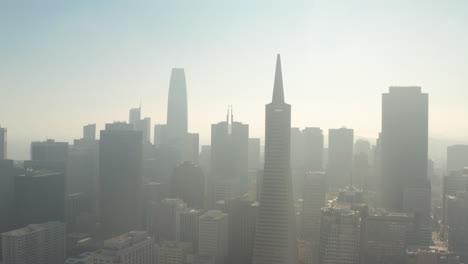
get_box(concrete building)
[15,171,65,227]
[327,128,354,190]
[381,86,429,212]
[91,231,156,264]
[0,126,6,160]
[198,210,228,264]
[29,139,68,171]
[177,209,203,251]
[99,122,143,238]
[319,207,361,264]
[301,172,327,242]
[365,212,412,264]
[1,221,65,264]
[171,161,205,209]
[157,241,192,264]
[146,198,187,241]
[0,160,15,234]
[82,124,96,141]
[210,108,249,204]
[447,145,468,172]
[252,55,297,264]
[225,197,258,264]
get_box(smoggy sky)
[1,0,468,160]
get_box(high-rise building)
[154,124,168,147]
[1,221,65,264]
[381,86,429,212]
[443,194,468,261]
[91,231,156,264]
[157,241,193,264]
[319,207,361,264]
[365,212,412,264]
[171,161,205,209]
[0,126,6,160]
[68,127,99,195]
[14,171,65,227]
[29,139,68,171]
[303,127,324,172]
[210,109,249,204]
[291,127,324,173]
[146,198,187,241]
[83,124,96,141]
[301,171,326,241]
[225,196,258,264]
[177,209,204,251]
[0,160,15,234]
[252,55,297,264]
[129,107,141,125]
[99,122,143,238]
[327,127,354,189]
[248,138,261,170]
[198,210,228,264]
[447,145,468,173]
[167,68,188,143]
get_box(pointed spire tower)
[252,54,297,264]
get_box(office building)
[167,68,188,143]
[248,138,261,170]
[447,145,468,172]
[0,126,6,160]
[252,55,297,264]
[0,160,15,234]
[381,86,429,211]
[146,198,187,241]
[198,210,228,264]
[1,221,65,264]
[366,212,412,264]
[29,139,68,171]
[319,207,361,264]
[99,122,143,238]
[301,171,326,241]
[91,231,156,264]
[327,127,354,189]
[157,241,193,264]
[83,124,96,141]
[177,209,204,251]
[15,171,65,227]
[171,161,205,209]
[210,108,249,204]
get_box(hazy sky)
[1,0,468,160]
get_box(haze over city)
[1,1,468,264]
[2,0,468,160]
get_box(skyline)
[2,0,468,160]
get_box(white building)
[1,221,65,264]
[157,241,192,264]
[91,231,156,264]
[198,210,228,264]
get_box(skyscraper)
[319,207,361,264]
[167,68,188,142]
[0,160,15,234]
[327,127,354,189]
[171,161,205,209]
[210,109,249,204]
[447,145,468,173]
[381,86,429,212]
[301,171,327,241]
[29,139,68,171]
[0,126,6,160]
[99,122,143,238]
[198,210,229,264]
[252,55,297,264]
[14,171,65,227]
[83,124,96,141]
